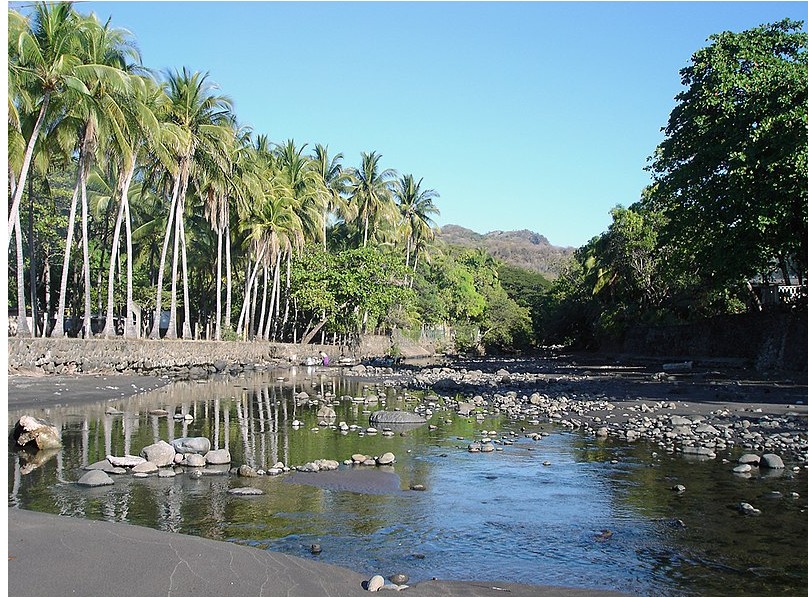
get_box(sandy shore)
[8,508,631,597]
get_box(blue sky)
[69,2,808,247]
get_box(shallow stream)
[8,370,808,596]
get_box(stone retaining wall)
[615,312,808,373]
[7,334,436,377]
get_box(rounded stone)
[77,470,114,487]
[389,573,409,585]
[366,575,385,592]
[205,449,231,465]
[376,452,396,465]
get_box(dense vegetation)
[9,5,806,354]
[542,18,808,348]
[7,2,536,353]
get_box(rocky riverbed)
[345,353,808,470]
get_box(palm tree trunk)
[236,258,252,334]
[225,221,233,331]
[150,175,181,339]
[123,189,137,338]
[165,197,182,340]
[363,213,369,247]
[7,93,49,248]
[280,252,292,338]
[215,225,223,340]
[102,190,126,337]
[265,261,281,340]
[28,173,38,336]
[14,211,31,337]
[80,173,93,338]
[179,201,193,339]
[257,263,269,339]
[236,250,264,335]
[52,160,83,337]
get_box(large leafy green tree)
[647,18,808,288]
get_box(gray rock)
[369,411,427,425]
[761,453,785,469]
[367,575,385,592]
[738,502,761,516]
[140,441,175,467]
[184,454,207,467]
[157,469,177,478]
[11,416,62,451]
[107,454,146,468]
[457,403,475,417]
[77,470,114,487]
[670,415,693,427]
[739,453,761,465]
[132,461,158,474]
[227,487,264,496]
[238,464,259,477]
[171,437,211,455]
[682,446,715,458]
[376,452,396,465]
[206,449,231,465]
[84,460,114,471]
[733,464,753,474]
[317,406,336,419]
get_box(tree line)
[539,18,808,348]
[8,2,536,352]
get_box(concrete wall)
[7,334,437,376]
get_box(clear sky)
[60,2,808,247]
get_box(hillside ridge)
[437,224,574,278]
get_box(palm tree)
[50,11,136,337]
[151,68,233,339]
[7,2,84,248]
[100,74,164,338]
[347,151,397,247]
[310,143,353,249]
[394,174,440,270]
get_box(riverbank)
[8,351,808,596]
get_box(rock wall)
[616,312,808,373]
[7,335,436,376]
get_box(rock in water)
[227,487,264,496]
[761,454,785,469]
[140,441,175,467]
[206,449,231,465]
[376,452,396,465]
[77,470,114,487]
[171,437,211,455]
[369,411,427,425]
[11,416,62,451]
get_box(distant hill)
[437,224,574,278]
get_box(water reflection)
[8,371,808,596]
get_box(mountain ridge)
[436,224,575,278]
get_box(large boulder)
[369,411,427,426]
[171,437,211,455]
[206,449,231,465]
[10,416,62,451]
[140,441,176,467]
